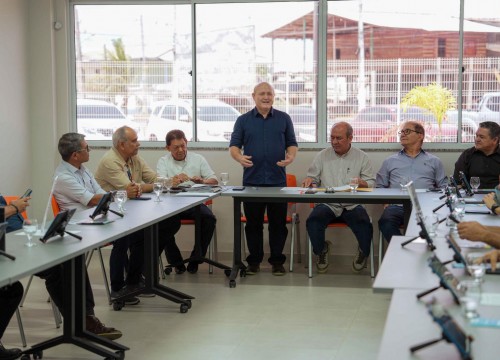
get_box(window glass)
[72,1,498,145]
[324,0,498,143]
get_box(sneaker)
[110,287,140,305]
[352,247,368,272]
[187,262,199,274]
[316,240,332,274]
[136,278,155,297]
[86,315,122,340]
[272,264,286,276]
[246,264,260,275]
[0,341,22,360]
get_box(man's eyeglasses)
[398,129,421,135]
[77,145,90,153]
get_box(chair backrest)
[4,196,28,219]
[51,195,61,216]
[286,173,297,187]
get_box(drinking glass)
[163,177,173,193]
[470,177,480,193]
[399,177,410,191]
[23,219,38,247]
[220,173,229,189]
[454,198,466,219]
[458,280,482,319]
[423,214,439,237]
[349,178,359,193]
[115,190,127,213]
[466,252,486,283]
[153,182,163,202]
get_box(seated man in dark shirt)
[453,121,500,189]
[0,195,122,340]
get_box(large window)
[72,0,500,146]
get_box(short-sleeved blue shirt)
[230,107,298,186]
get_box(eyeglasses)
[398,129,421,135]
[76,145,90,153]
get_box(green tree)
[401,83,457,129]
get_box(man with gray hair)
[95,126,156,299]
[377,121,447,243]
[302,122,375,274]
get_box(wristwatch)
[491,204,499,215]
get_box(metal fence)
[76,57,500,142]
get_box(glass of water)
[349,178,359,193]
[424,214,440,237]
[399,177,410,191]
[153,182,163,202]
[466,252,486,283]
[23,219,38,247]
[458,280,482,319]
[220,173,229,189]
[454,198,466,219]
[115,190,127,213]
[470,177,480,193]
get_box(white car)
[76,99,138,140]
[146,99,241,142]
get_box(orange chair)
[174,199,219,274]
[240,174,301,272]
[306,203,374,278]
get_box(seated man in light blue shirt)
[53,132,141,305]
[156,129,217,274]
[376,121,447,243]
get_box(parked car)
[76,99,138,140]
[348,105,478,143]
[274,105,317,142]
[447,92,500,126]
[146,99,241,142]
[146,100,193,141]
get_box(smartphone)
[20,189,32,198]
[232,186,246,191]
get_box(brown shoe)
[86,315,122,340]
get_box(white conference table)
[221,186,412,288]
[378,288,500,360]
[0,194,213,359]
[375,190,500,359]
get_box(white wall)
[0,0,30,197]
[2,0,468,259]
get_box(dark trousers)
[0,281,23,338]
[36,265,95,316]
[378,205,404,244]
[159,204,216,265]
[306,204,373,256]
[109,230,144,292]
[243,201,288,266]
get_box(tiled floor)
[3,252,390,359]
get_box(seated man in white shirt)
[156,129,217,274]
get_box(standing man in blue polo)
[229,82,298,276]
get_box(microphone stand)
[401,218,436,250]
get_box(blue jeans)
[306,204,373,256]
[378,205,404,243]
